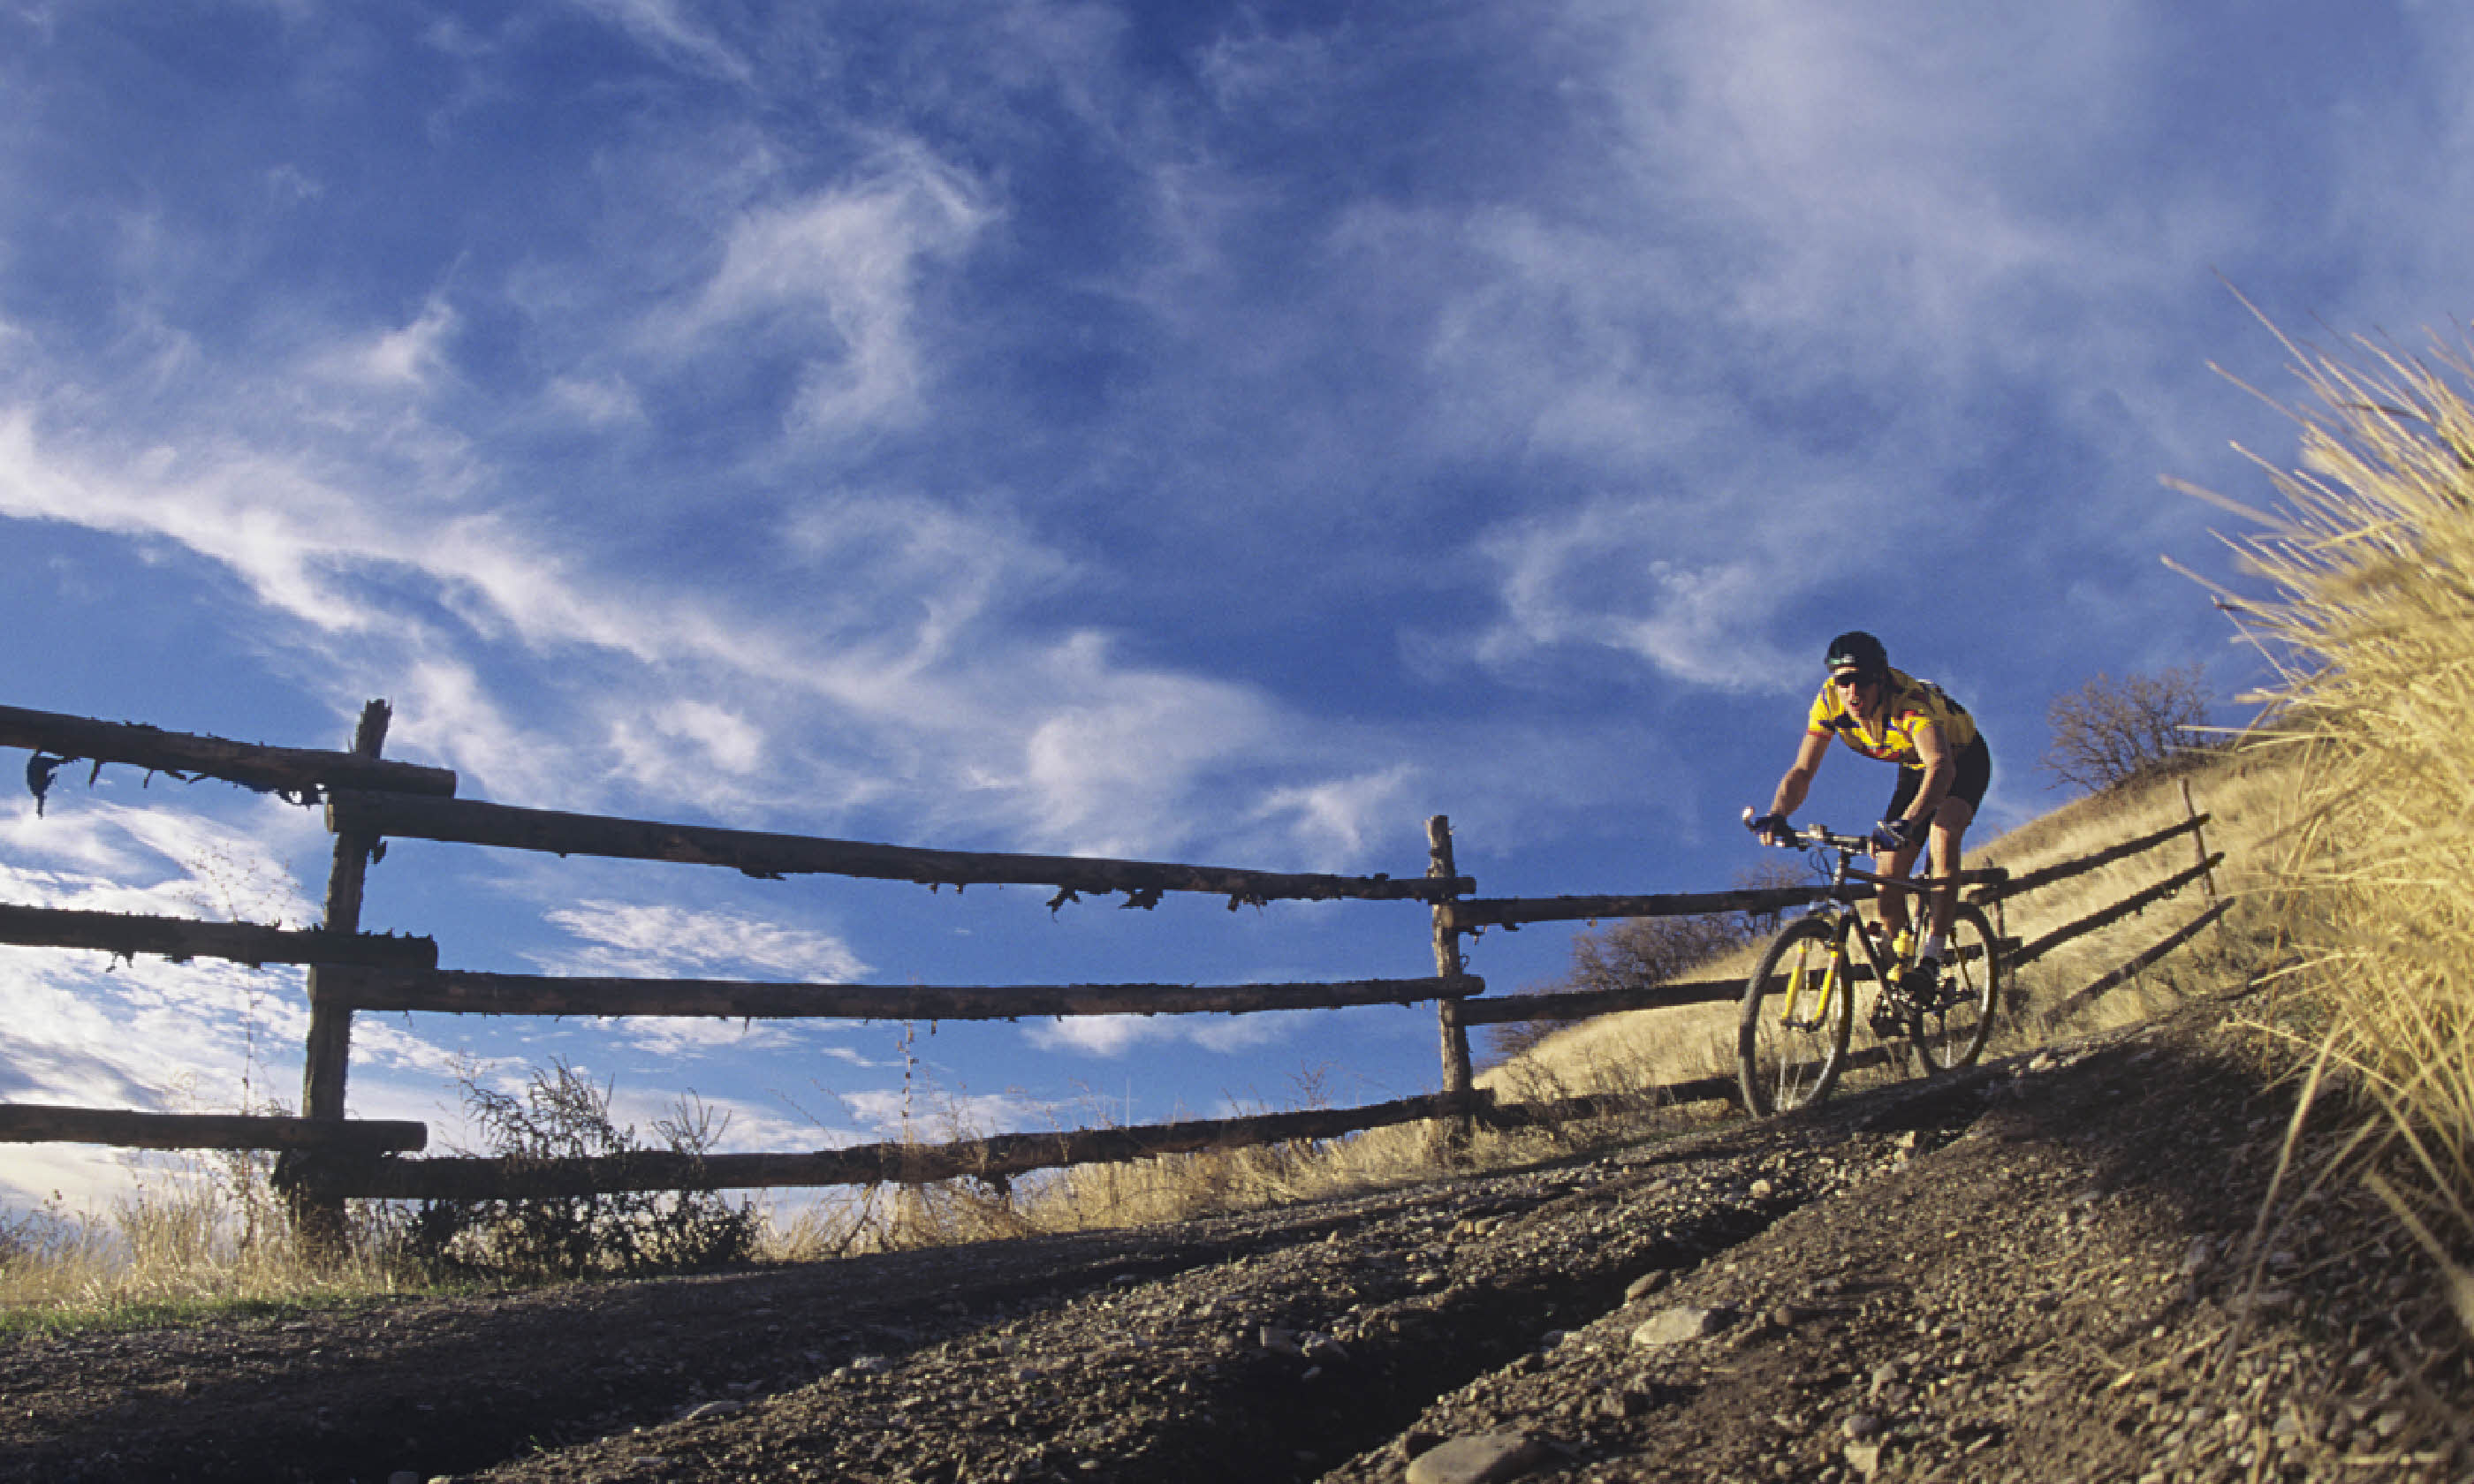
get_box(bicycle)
[1735,812,2002,1116]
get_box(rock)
[1622,1271,1671,1303]
[1749,1177,1775,1200]
[1630,1306,1737,1348]
[1259,1326,1305,1358]
[1405,1433,1551,1484]
[677,1398,745,1422]
[1842,1411,1883,1440]
[1301,1331,1350,1364]
[1601,1389,1652,1420]
[1844,1441,1883,1478]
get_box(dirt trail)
[4,1008,2465,1484]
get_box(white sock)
[1920,933,1945,963]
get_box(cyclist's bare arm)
[1766,731,1833,819]
[1901,719,1954,836]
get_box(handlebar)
[1741,806,1874,854]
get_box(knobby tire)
[1909,902,2000,1073]
[1738,915,1854,1116]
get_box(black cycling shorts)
[1886,731,1992,821]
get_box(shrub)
[2192,324,2474,1339]
[2041,665,2220,794]
[382,1059,759,1281]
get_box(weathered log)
[325,790,1473,904]
[1458,935,2010,1028]
[2045,897,2236,1022]
[312,1093,1477,1199]
[0,1104,424,1153]
[1973,815,2208,903]
[1446,868,2012,934]
[312,967,1483,1020]
[1455,975,1743,1026]
[0,702,455,799]
[296,700,394,1263]
[1427,815,1474,1105]
[1445,883,1849,933]
[0,904,435,968]
[1479,1074,1742,1125]
[2011,854,2225,968]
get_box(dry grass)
[2182,323,2474,1336]
[0,1152,421,1333]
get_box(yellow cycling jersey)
[1806,667,1979,767]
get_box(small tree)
[2041,665,2219,794]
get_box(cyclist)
[1747,632,1992,1018]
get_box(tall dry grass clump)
[2185,324,2474,1336]
[0,1151,414,1329]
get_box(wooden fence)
[0,698,2227,1209]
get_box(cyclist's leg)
[1921,734,1993,947]
[1922,795,1974,944]
[1875,766,1927,938]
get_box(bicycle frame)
[1739,811,2005,1114]
[1770,829,1912,1034]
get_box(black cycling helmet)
[1825,631,1889,680]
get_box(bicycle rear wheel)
[1737,915,1855,1116]
[1909,903,2000,1072]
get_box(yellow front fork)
[1781,943,1840,1029]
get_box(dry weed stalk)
[2183,322,2474,1336]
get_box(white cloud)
[544,375,644,428]
[839,1085,1050,1140]
[322,295,460,392]
[530,898,869,982]
[1022,1010,1292,1059]
[656,150,995,440]
[1247,764,1417,869]
[564,0,754,85]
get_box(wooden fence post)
[292,699,391,1260]
[1427,815,1474,1145]
[2180,776,2227,951]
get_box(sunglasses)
[1831,671,1873,690]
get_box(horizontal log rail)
[1457,975,1741,1027]
[0,704,456,799]
[1457,936,2013,1028]
[0,904,436,969]
[314,967,1483,1020]
[0,1104,426,1153]
[1444,868,2008,934]
[2045,897,2237,1022]
[1480,1075,1741,1124]
[1481,1045,1905,1125]
[1971,815,2207,903]
[2010,854,2223,969]
[310,1092,1475,1199]
[326,790,1473,905]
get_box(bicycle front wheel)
[1909,903,2000,1072]
[1738,915,1855,1116]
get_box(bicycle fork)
[1781,942,1840,1032]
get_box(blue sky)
[0,0,2461,1211]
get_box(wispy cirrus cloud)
[530,898,869,982]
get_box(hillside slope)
[2,1003,2463,1482]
